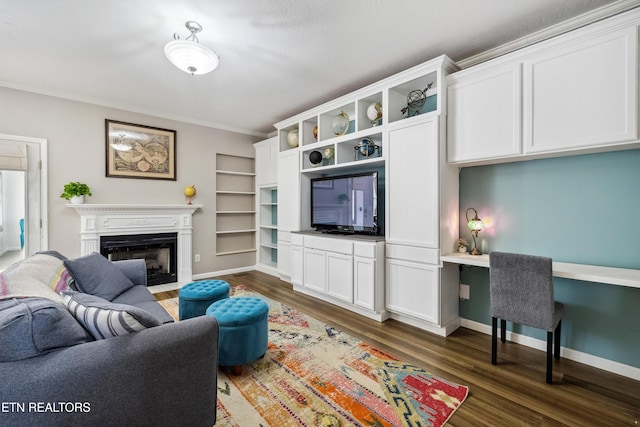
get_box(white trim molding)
[457,0,640,69]
[461,318,640,381]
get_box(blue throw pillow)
[61,291,161,340]
[63,252,135,301]
[0,297,94,362]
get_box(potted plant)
[60,181,92,204]
[455,238,469,253]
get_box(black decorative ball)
[309,150,323,165]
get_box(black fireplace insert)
[100,233,178,286]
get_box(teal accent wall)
[458,149,640,368]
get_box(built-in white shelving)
[215,154,256,256]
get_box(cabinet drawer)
[386,244,439,265]
[304,235,353,255]
[353,241,376,258]
[290,233,304,246]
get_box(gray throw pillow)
[63,252,135,301]
[61,291,161,340]
[0,298,93,362]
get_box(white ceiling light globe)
[164,40,219,75]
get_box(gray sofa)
[0,253,218,427]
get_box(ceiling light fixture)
[164,21,219,75]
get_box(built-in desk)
[441,253,640,289]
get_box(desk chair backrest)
[489,251,556,331]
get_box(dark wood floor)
[156,270,640,426]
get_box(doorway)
[0,134,48,271]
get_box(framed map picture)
[105,119,176,180]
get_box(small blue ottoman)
[179,280,230,320]
[206,297,269,375]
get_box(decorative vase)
[287,129,299,148]
[70,195,85,205]
[458,247,467,253]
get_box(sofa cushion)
[0,297,93,362]
[111,285,175,324]
[63,252,135,301]
[61,291,161,340]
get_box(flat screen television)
[310,172,378,235]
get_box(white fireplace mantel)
[68,204,203,284]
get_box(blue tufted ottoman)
[206,297,269,375]
[178,280,230,320]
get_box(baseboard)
[149,266,257,294]
[461,318,640,381]
[255,264,279,277]
[192,265,256,281]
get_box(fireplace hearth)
[100,233,178,286]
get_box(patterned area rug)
[158,286,468,426]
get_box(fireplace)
[100,233,178,286]
[68,204,202,286]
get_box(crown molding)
[457,0,640,69]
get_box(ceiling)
[0,0,631,137]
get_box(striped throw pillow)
[61,291,161,340]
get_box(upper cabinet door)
[387,118,439,248]
[447,64,522,163]
[255,137,278,187]
[277,150,300,232]
[523,26,638,154]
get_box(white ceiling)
[0,0,632,137]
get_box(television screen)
[310,172,378,234]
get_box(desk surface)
[441,253,640,289]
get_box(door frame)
[0,134,48,254]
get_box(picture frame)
[105,119,176,180]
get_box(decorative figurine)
[184,185,196,204]
[401,82,433,117]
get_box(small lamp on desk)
[466,208,485,255]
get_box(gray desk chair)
[489,251,565,384]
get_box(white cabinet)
[255,137,278,187]
[255,137,280,275]
[386,257,439,324]
[277,150,301,232]
[385,244,459,335]
[289,236,302,285]
[387,118,439,249]
[447,64,522,163]
[276,150,301,280]
[303,248,327,293]
[524,26,638,154]
[447,13,640,166]
[326,251,353,303]
[291,233,386,321]
[353,241,385,312]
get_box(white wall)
[0,86,261,274]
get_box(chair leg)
[546,331,553,384]
[491,317,498,365]
[554,321,562,360]
[500,319,506,343]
